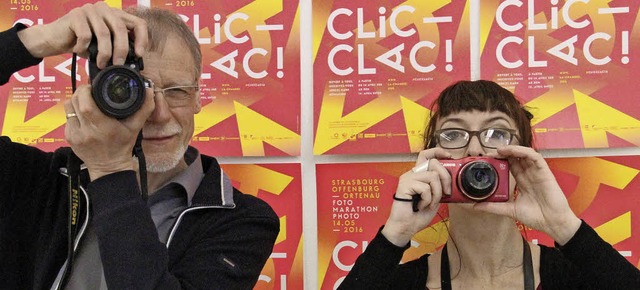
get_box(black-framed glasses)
[153,85,200,108]
[434,128,517,149]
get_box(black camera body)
[440,157,509,203]
[88,38,147,119]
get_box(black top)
[0,23,42,85]
[338,221,640,290]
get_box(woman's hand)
[474,145,582,245]
[382,148,452,247]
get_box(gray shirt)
[59,147,204,290]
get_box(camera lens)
[459,161,497,200]
[92,66,146,119]
[103,74,139,108]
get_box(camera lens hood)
[458,160,498,201]
[91,65,146,119]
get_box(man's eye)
[166,89,189,98]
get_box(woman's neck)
[445,205,524,279]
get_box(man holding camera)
[0,2,279,289]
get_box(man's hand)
[17,1,148,68]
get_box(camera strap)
[56,147,82,288]
[57,55,82,288]
[71,54,148,201]
[71,53,78,93]
[440,237,534,290]
[134,130,148,200]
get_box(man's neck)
[137,159,189,194]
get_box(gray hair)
[125,7,202,80]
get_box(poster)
[480,0,640,149]
[316,161,449,289]
[317,157,640,288]
[528,155,640,268]
[0,0,123,152]
[0,0,300,157]
[313,0,471,155]
[147,0,301,157]
[221,163,304,290]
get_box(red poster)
[529,155,640,268]
[480,1,640,149]
[313,0,471,155]
[147,0,301,157]
[0,0,123,152]
[316,162,449,289]
[317,157,640,288]
[221,163,303,290]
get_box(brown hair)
[423,80,534,149]
[125,7,202,79]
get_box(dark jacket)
[338,222,640,290]
[0,24,279,289]
[0,138,280,290]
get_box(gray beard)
[144,143,188,173]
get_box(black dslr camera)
[88,37,148,119]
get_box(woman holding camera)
[338,80,640,290]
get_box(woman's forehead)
[437,110,516,128]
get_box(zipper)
[166,204,235,248]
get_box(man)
[0,2,279,289]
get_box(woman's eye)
[444,131,464,139]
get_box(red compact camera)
[439,157,509,203]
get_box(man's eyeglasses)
[434,128,517,149]
[153,85,200,108]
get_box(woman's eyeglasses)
[434,128,517,149]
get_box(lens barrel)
[91,65,146,119]
[459,161,498,200]
[87,37,145,119]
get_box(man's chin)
[146,161,178,173]
[144,153,183,173]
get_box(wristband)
[392,194,413,202]
[392,194,421,212]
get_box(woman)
[338,80,640,289]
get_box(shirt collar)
[160,146,204,206]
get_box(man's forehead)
[143,56,192,68]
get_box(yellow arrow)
[595,212,632,246]
[313,90,402,155]
[221,164,293,196]
[276,215,287,244]
[312,0,335,62]
[194,98,241,136]
[400,96,430,152]
[103,0,121,9]
[409,219,449,257]
[234,101,300,156]
[221,164,293,244]
[574,90,640,147]
[2,96,66,145]
[234,0,282,54]
[479,0,500,56]
[548,157,638,215]
[525,86,576,126]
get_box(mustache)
[142,123,182,138]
